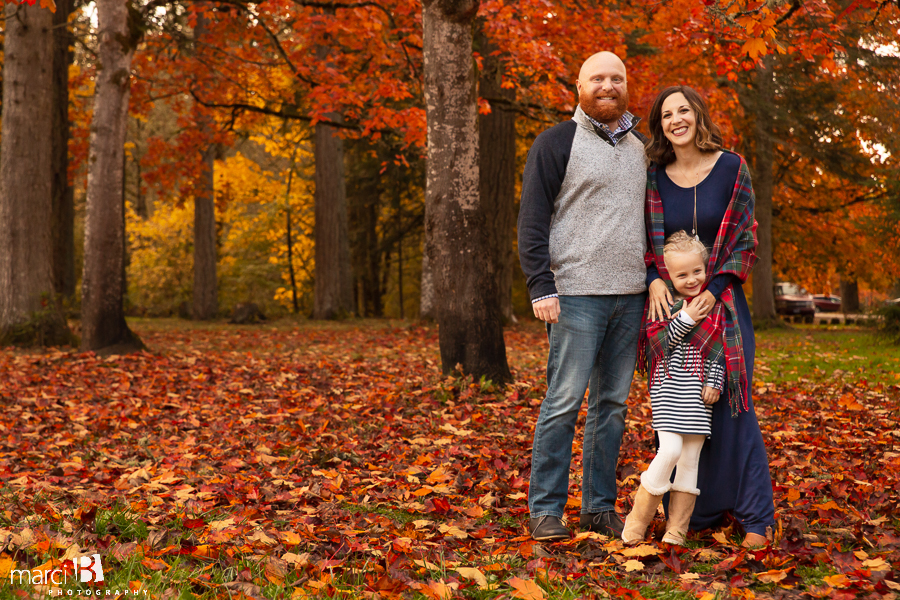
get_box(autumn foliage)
[1,322,898,596]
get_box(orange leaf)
[509,576,545,600]
[140,557,169,571]
[741,38,768,60]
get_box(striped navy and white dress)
[650,310,725,437]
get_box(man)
[518,51,648,541]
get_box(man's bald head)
[578,52,626,83]
[576,52,629,127]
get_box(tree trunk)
[840,278,860,313]
[313,121,354,319]
[0,3,73,347]
[80,0,143,354]
[192,144,218,319]
[419,250,436,320]
[743,59,778,324]
[423,0,511,383]
[191,10,219,320]
[52,0,76,300]
[477,28,517,324]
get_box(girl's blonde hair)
[663,230,709,262]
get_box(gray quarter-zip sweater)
[518,106,648,300]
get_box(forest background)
[0,0,899,369]
[1,1,900,597]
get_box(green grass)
[755,325,900,385]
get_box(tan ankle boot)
[661,491,697,545]
[621,485,663,544]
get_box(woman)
[641,85,775,547]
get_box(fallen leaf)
[621,544,660,557]
[509,576,545,600]
[823,574,850,588]
[757,568,790,583]
[455,566,488,588]
[623,559,644,572]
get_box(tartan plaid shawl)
[637,155,759,417]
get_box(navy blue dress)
[646,151,775,537]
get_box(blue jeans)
[529,293,646,518]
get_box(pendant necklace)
[678,157,703,242]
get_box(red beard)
[580,89,628,125]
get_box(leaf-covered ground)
[0,320,898,599]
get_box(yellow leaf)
[741,38,768,60]
[414,559,441,571]
[621,544,660,557]
[863,557,890,571]
[438,524,468,539]
[623,559,645,572]
[823,574,850,588]
[712,532,731,545]
[509,576,545,600]
[455,567,488,588]
[282,552,310,566]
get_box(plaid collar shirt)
[584,111,636,146]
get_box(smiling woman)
[641,84,775,548]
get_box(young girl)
[623,231,725,545]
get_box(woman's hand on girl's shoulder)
[648,279,672,321]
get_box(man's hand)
[683,295,713,322]
[702,386,720,405]
[648,279,672,321]
[533,297,560,323]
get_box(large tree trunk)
[477,28,517,324]
[313,121,354,319]
[80,0,143,354]
[0,3,73,347]
[743,59,778,324]
[192,144,218,319]
[423,0,511,383]
[52,0,76,300]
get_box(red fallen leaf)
[182,518,206,529]
[715,554,744,572]
[660,548,684,573]
[878,533,900,547]
[607,587,647,599]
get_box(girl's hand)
[684,296,713,321]
[702,386,720,405]
[648,279,672,321]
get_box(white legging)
[641,431,706,496]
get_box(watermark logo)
[73,554,104,583]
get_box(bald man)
[518,51,648,541]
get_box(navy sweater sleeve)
[517,121,577,300]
